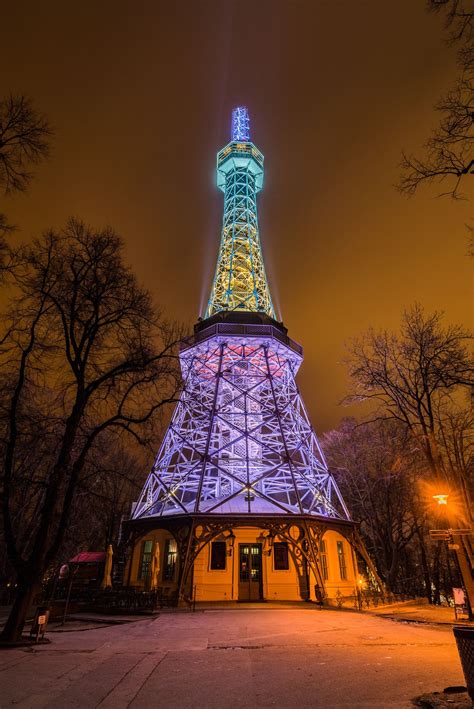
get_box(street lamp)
[266,533,275,556]
[431,488,474,693]
[355,577,365,609]
[429,489,473,621]
[227,531,235,556]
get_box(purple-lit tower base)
[134,313,348,520]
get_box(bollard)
[30,606,50,643]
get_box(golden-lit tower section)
[205,107,275,318]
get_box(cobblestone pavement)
[0,608,467,708]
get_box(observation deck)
[180,312,303,358]
[216,141,264,192]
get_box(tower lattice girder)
[133,325,350,522]
[128,107,385,603]
[206,139,275,318]
[134,106,350,534]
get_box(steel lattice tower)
[133,108,351,524]
[205,107,275,319]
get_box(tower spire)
[231,106,250,142]
[205,107,275,319]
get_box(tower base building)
[123,109,380,605]
[125,515,371,604]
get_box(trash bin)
[30,605,50,642]
[453,626,474,700]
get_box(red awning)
[69,552,106,564]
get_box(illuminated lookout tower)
[127,108,380,604]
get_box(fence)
[332,589,418,611]
[91,587,178,612]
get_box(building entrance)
[238,543,263,601]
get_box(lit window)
[274,542,289,570]
[337,540,347,580]
[319,539,329,580]
[163,538,177,581]
[210,541,226,570]
[138,540,153,581]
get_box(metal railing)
[332,589,418,611]
[91,588,178,612]
[180,322,303,357]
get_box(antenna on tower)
[231,106,250,142]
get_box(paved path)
[0,608,467,708]
[369,601,469,625]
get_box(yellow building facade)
[124,519,370,606]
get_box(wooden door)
[238,543,263,601]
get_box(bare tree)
[51,438,146,566]
[323,418,456,601]
[398,1,473,199]
[345,304,473,486]
[345,304,473,609]
[0,430,147,601]
[0,94,52,277]
[323,419,423,591]
[73,439,147,551]
[437,404,474,509]
[0,94,52,195]
[0,219,182,642]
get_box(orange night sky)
[2,0,472,432]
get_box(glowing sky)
[2,0,472,432]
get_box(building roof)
[69,552,106,564]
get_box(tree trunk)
[0,581,39,642]
[386,548,399,592]
[432,551,441,605]
[416,528,433,604]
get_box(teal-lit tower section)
[205,107,275,319]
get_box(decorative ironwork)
[92,588,177,611]
[335,589,344,608]
[127,514,362,602]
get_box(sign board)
[453,587,466,606]
[448,543,460,551]
[429,530,450,540]
[38,615,47,625]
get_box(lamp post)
[356,577,365,610]
[434,494,474,700]
[431,492,473,620]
